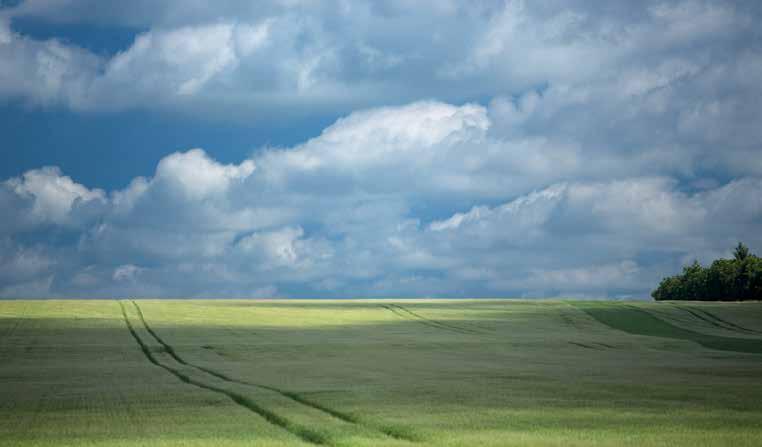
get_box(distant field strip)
[380,304,482,335]
[128,301,416,445]
[676,306,762,336]
[574,303,762,354]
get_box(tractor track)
[568,341,603,350]
[131,301,358,423]
[568,341,615,350]
[575,303,762,354]
[381,303,481,335]
[119,301,330,445]
[127,300,416,444]
[1,317,23,342]
[1,302,28,345]
[676,306,762,336]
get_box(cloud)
[154,148,255,200]
[2,166,104,226]
[104,24,241,97]
[421,177,762,297]
[0,17,102,106]
[253,101,498,200]
[0,239,52,283]
[1,0,754,118]
[2,96,761,298]
[0,17,290,109]
[0,15,10,44]
[515,261,642,296]
[1,1,762,298]
[112,264,145,282]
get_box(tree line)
[652,243,762,301]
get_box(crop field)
[1,300,761,447]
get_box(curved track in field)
[124,300,418,445]
[120,301,330,445]
[573,303,762,354]
[0,303,27,347]
[380,303,483,335]
[675,306,762,336]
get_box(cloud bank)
[1,0,761,297]
[2,1,759,118]
[2,99,761,298]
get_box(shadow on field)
[674,306,762,336]
[573,303,762,354]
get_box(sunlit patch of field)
[1,299,761,446]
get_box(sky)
[1,0,762,299]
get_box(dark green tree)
[734,242,750,261]
[652,242,761,301]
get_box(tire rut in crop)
[1,317,22,341]
[1,303,27,346]
[119,301,329,446]
[130,301,188,365]
[129,300,417,443]
[568,341,614,350]
[396,304,485,334]
[676,306,762,336]
[559,311,584,331]
[381,304,452,333]
[573,303,762,354]
[381,303,480,335]
[131,300,355,423]
[568,341,603,350]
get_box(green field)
[1,300,762,447]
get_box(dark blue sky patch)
[10,16,143,56]
[0,104,336,189]
[0,0,22,8]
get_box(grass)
[573,302,762,354]
[1,299,761,446]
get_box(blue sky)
[1,0,761,298]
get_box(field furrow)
[573,303,762,354]
[119,301,328,446]
[678,306,762,336]
[380,304,479,335]
[126,301,415,447]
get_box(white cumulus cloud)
[2,1,762,298]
